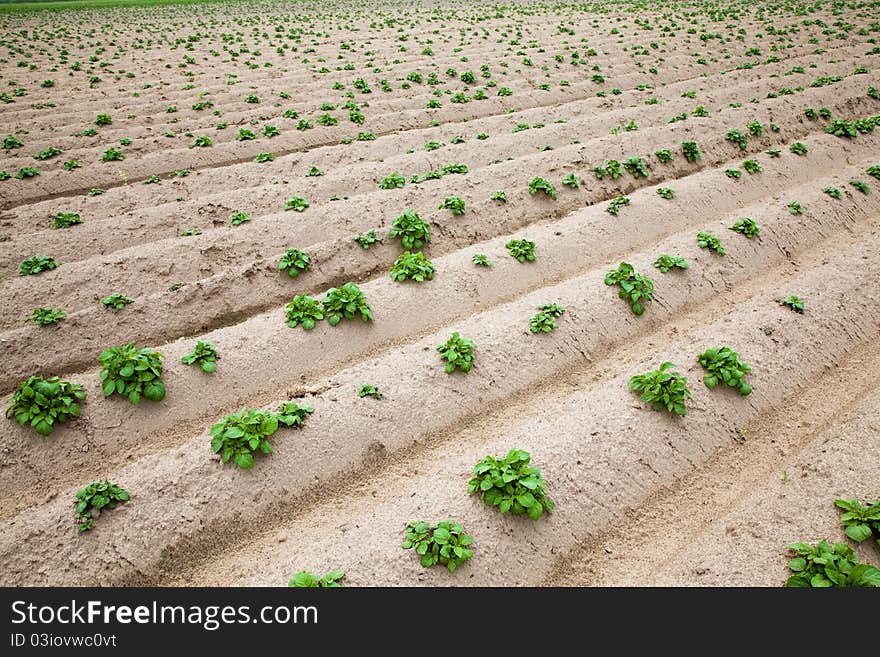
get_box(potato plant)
[786,541,880,587]
[629,362,692,416]
[285,295,324,330]
[354,229,381,249]
[324,283,373,325]
[528,176,557,200]
[358,384,382,400]
[6,374,85,436]
[698,346,752,395]
[101,293,134,310]
[288,571,344,587]
[402,520,474,572]
[278,248,311,278]
[778,295,805,314]
[390,251,435,282]
[835,499,880,545]
[20,255,59,276]
[730,217,760,238]
[389,209,430,249]
[26,307,66,326]
[284,195,309,212]
[505,239,536,263]
[437,332,476,373]
[98,344,165,404]
[653,254,688,273]
[181,341,218,373]
[75,480,129,532]
[210,402,313,469]
[468,449,553,520]
[697,231,725,255]
[604,262,654,315]
[472,253,492,267]
[52,212,82,229]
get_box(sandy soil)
[0,0,877,586]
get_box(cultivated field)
[1,0,878,587]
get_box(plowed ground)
[1,0,878,586]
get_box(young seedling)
[562,172,580,189]
[230,210,250,226]
[823,187,842,200]
[528,303,565,334]
[101,147,124,162]
[623,157,649,178]
[52,212,82,229]
[99,344,165,404]
[655,149,674,163]
[594,160,622,180]
[726,169,742,180]
[657,187,674,199]
[472,253,492,267]
[698,346,752,395]
[788,201,803,215]
[786,540,880,587]
[437,332,476,373]
[682,141,701,163]
[742,160,762,174]
[25,306,66,327]
[850,180,870,194]
[285,295,324,330]
[468,449,553,520]
[358,384,382,399]
[288,571,345,587]
[379,172,406,189]
[868,165,880,180]
[778,295,805,314]
[402,520,474,572]
[505,239,536,263]
[437,195,465,216]
[210,408,277,470]
[284,196,309,212]
[697,231,725,255]
[278,248,311,278]
[725,129,748,150]
[767,148,781,158]
[834,499,880,545]
[254,152,275,163]
[391,251,435,282]
[181,341,218,373]
[324,283,373,325]
[653,254,689,273]
[74,480,129,532]
[790,142,808,156]
[354,229,382,249]
[101,293,134,310]
[528,177,558,200]
[491,190,507,203]
[605,261,653,314]
[6,374,85,436]
[606,195,630,216]
[730,217,760,238]
[20,255,59,276]
[306,166,324,177]
[629,362,692,416]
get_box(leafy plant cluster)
[698,346,752,395]
[402,520,474,572]
[604,262,654,315]
[6,374,85,436]
[181,341,218,373]
[468,449,553,520]
[74,480,129,532]
[98,344,165,405]
[629,362,692,416]
[530,302,565,334]
[285,282,373,329]
[210,402,313,469]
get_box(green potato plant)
[324,283,373,325]
[468,449,553,520]
[402,520,474,572]
[698,346,752,395]
[437,332,476,373]
[98,343,165,404]
[604,262,653,315]
[6,374,85,436]
[75,480,129,532]
[629,362,692,416]
[181,341,218,373]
